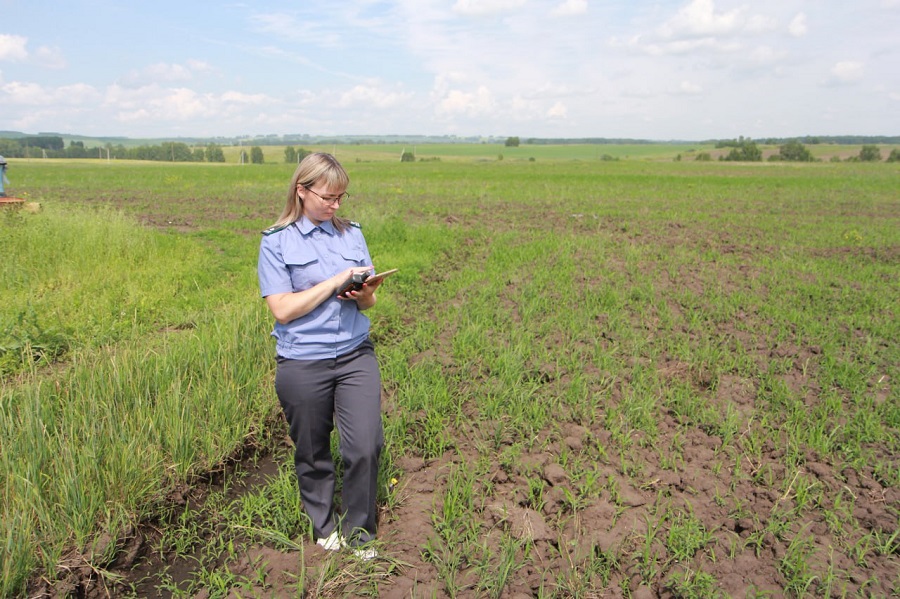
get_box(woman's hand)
[337,267,382,310]
[335,266,374,297]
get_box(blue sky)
[2,0,898,140]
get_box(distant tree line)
[0,136,329,165]
[525,137,656,145]
[709,137,898,163]
[0,136,232,162]
[520,135,900,146]
[754,135,900,145]
[2,134,896,164]
[2,135,66,151]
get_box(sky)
[2,0,899,141]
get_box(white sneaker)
[315,530,345,551]
[351,545,378,561]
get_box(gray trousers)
[274,339,383,545]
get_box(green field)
[213,142,707,164]
[215,141,898,164]
[2,150,898,597]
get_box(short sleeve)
[258,234,294,297]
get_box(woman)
[258,153,384,560]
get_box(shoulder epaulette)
[261,224,289,236]
[350,221,362,229]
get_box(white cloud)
[339,83,414,109]
[102,82,279,127]
[452,0,526,17]
[104,83,151,109]
[619,86,658,100]
[1,80,101,106]
[744,14,777,34]
[431,72,473,97]
[144,63,194,82]
[161,88,210,119]
[551,0,588,17]
[122,61,213,86]
[186,60,213,73]
[0,35,65,68]
[618,0,780,58]
[749,45,786,66]
[1,80,50,105]
[0,34,29,61]
[659,0,746,38]
[507,92,577,123]
[220,91,269,105]
[115,108,152,124]
[678,81,703,95]
[33,46,66,69]
[633,36,741,56]
[830,61,864,84]
[507,95,541,121]
[56,83,101,105]
[788,13,807,37]
[547,101,567,118]
[435,85,495,116]
[8,107,67,132]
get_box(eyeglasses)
[303,186,349,205]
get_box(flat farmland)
[2,152,898,598]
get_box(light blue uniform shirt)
[258,216,373,360]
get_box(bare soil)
[29,398,898,598]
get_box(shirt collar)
[297,216,335,236]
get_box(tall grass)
[1,302,278,594]
[1,206,230,375]
[0,203,276,595]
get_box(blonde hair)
[271,153,351,233]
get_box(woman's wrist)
[356,292,375,310]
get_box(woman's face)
[299,180,346,225]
